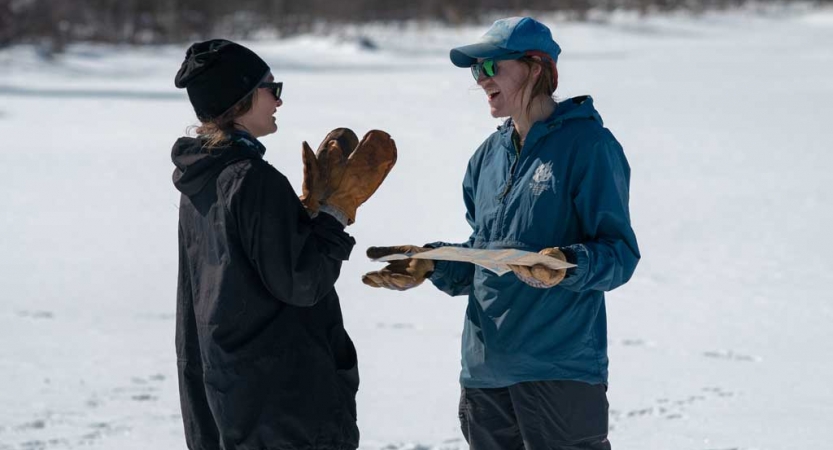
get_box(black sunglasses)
[258,81,283,101]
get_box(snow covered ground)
[1,7,832,450]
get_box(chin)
[260,124,277,137]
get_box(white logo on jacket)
[530,162,554,196]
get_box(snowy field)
[1,7,832,450]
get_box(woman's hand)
[362,246,434,291]
[300,128,357,213]
[508,247,568,289]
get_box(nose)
[276,98,283,107]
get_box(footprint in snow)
[110,373,167,403]
[611,385,736,426]
[376,322,416,330]
[16,310,54,319]
[703,350,761,362]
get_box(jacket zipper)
[498,156,518,202]
[494,141,522,239]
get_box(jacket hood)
[171,133,265,196]
[498,95,603,137]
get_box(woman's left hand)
[299,128,358,213]
[508,248,568,289]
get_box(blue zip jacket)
[428,96,640,388]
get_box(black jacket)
[172,133,359,450]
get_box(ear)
[529,56,544,80]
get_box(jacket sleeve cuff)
[428,260,450,281]
[318,204,349,227]
[423,242,444,280]
[557,243,589,289]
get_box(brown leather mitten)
[300,128,359,213]
[362,245,434,291]
[299,141,322,212]
[508,247,568,289]
[323,130,397,225]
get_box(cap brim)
[449,43,511,67]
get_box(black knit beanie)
[174,39,270,121]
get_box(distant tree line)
[0,0,827,52]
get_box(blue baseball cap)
[450,17,561,68]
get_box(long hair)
[193,93,256,148]
[518,55,558,116]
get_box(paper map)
[372,247,576,276]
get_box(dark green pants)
[459,380,611,450]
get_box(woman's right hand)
[362,246,434,291]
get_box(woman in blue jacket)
[363,17,640,450]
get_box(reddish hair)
[524,50,558,92]
[518,51,558,116]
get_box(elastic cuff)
[559,243,588,287]
[559,246,577,264]
[559,246,577,278]
[318,204,349,227]
[428,260,449,281]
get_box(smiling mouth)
[487,91,500,100]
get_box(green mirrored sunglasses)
[470,52,525,81]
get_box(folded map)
[372,247,575,276]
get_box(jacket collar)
[228,130,267,157]
[496,95,602,154]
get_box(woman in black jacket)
[172,39,360,450]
